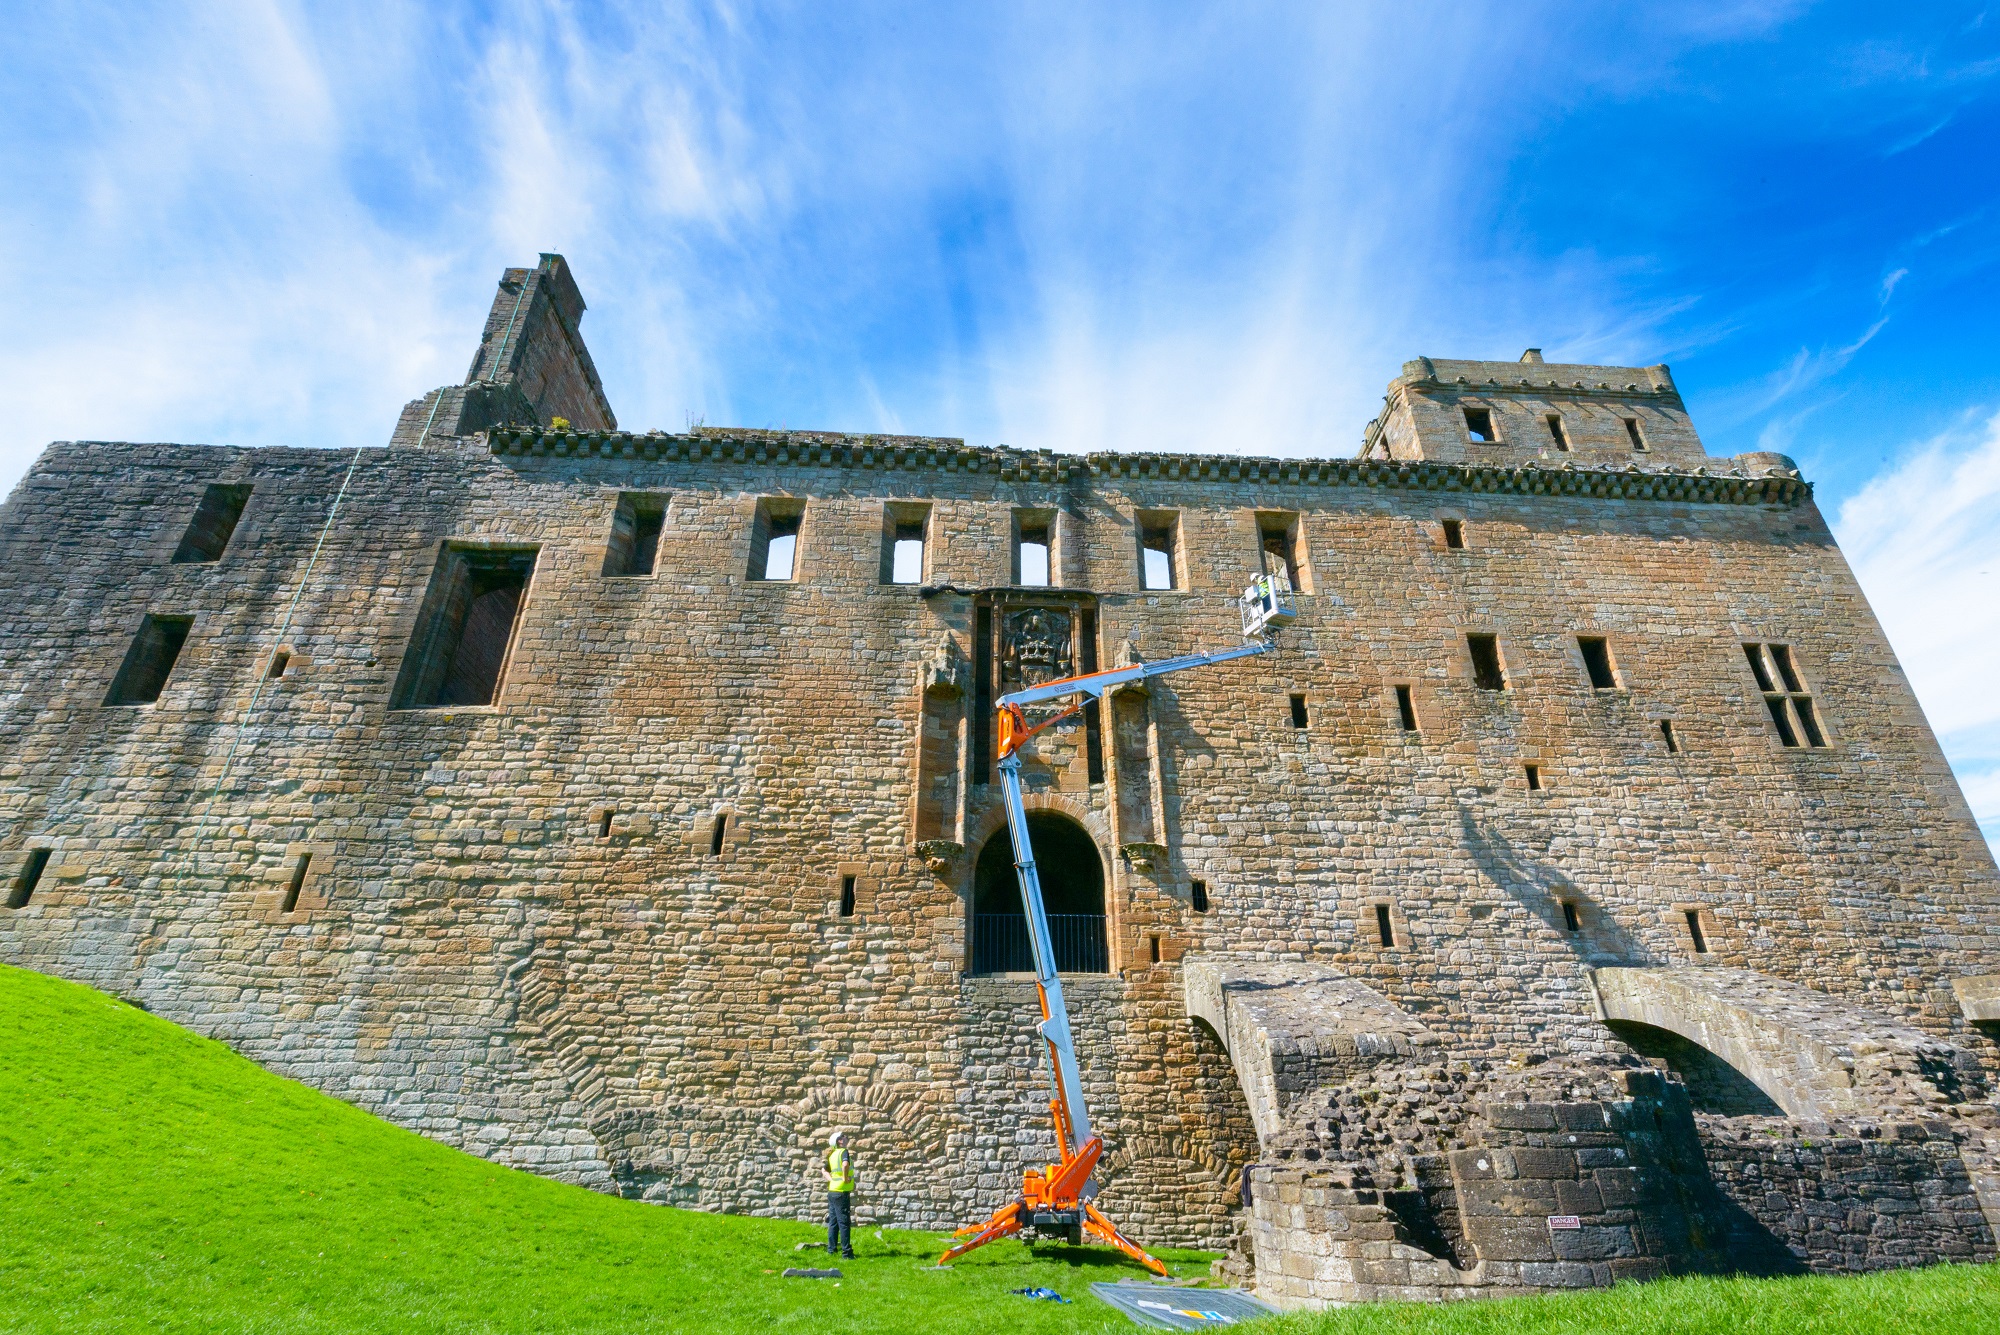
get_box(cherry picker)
[938,574,1296,1274]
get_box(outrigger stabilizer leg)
[937,575,1295,1274]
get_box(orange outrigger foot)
[937,1133,1168,1276]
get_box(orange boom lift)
[938,575,1295,1273]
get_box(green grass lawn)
[1,961,1995,1334]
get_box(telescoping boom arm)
[939,574,1295,1273]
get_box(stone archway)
[1592,966,1963,1120]
[969,811,1107,974]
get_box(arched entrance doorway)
[970,812,1108,974]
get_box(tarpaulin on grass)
[1088,1282,1277,1328]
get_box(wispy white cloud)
[1836,411,2000,856]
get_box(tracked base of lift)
[938,574,1293,1278]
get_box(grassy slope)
[1,964,1995,1334]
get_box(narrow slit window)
[1561,901,1581,933]
[1463,407,1496,443]
[389,547,536,709]
[839,875,856,918]
[1524,763,1543,791]
[8,849,51,909]
[1441,519,1465,550]
[1685,909,1709,954]
[104,615,194,706]
[1744,643,1776,692]
[1467,634,1507,691]
[266,649,290,679]
[1138,516,1178,591]
[1016,519,1052,587]
[1375,904,1396,948]
[282,853,311,914]
[1148,934,1161,964]
[1624,417,1647,450]
[1395,684,1420,732]
[1659,719,1680,753]
[1793,696,1827,748]
[709,814,728,856]
[1765,696,1800,747]
[598,810,613,840]
[1769,643,1805,694]
[171,484,252,564]
[1289,694,1309,729]
[603,493,668,577]
[1546,414,1569,450]
[1578,636,1618,689]
[1191,879,1209,914]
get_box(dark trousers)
[826,1191,853,1256]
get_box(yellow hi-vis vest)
[826,1146,855,1193]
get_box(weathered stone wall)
[1,384,1996,1263]
[1697,1115,1997,1272]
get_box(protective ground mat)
[1089,1281,1278,1328]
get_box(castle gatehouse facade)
[4,255,1998,1304]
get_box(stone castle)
[4,253,1998,1306]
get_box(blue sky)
[3,1,1998,849]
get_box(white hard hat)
[828,1129,846,1145]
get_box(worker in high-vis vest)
[824,1129,856,1258]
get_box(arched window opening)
[1607,1021,1784,1117]
[971,813,1107,974]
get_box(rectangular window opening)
[881,503,932,585]
[1395,684,1420,732]
[1524,763,1543,791]
[1258,514,1304,590]
[1191,878,1209,914]
[7,849,51,909]
[709,814,728,856]
[1624,417,1647,451]
[1578,636,1618,690]
[266,648,290,679]
[390,547,536,709]
[892,525,927,585]
[1137,512,1179,591]
[1659,719,1680,753]
[171,484,252,564]
[1463,407,1496,443]
[1561,901,1581,933]
[839,875,857,918]
[1765,696,1801,747]
[603,493,668,577]
[1013,510,1054,587]
[104,615,194,707]
[1375,904,1396,948]
[282,853,311,914]
[747,499,805,582]
[1546,414,1569,451]
[1685,909,1709,954]
[763,517,800,580]
[1794,696,1827,748]
[1289,694,1309,729]
[598,810,613,840]
[1467,633,1507,691]
[1441,519,1465,550]
[1148,934,1161,964]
